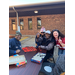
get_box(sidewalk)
[9,36,36,48]
[21,37,35,48]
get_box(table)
[9,49,46,75]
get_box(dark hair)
[50,29,65,39]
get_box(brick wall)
[9,14,65,35]
[9,17,17,35]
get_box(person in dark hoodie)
[35,27,46,48]
[39,30,56,62]
[9,31,22,56]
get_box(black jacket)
[40,37,56,54]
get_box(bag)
[38,62,55,75]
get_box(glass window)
[28,18,32,30]
[20,19,24,30]
[37,18,41,29]
[12,19,16,30]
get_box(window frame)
[28,18,33,30]
[11,19,16,30]
[20,19,24,30]
[37,17,41,29]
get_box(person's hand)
[58,39,62,44]
[16,49,20,53]
[38,46,41,48]
[58,36,62,44]
[36,44,37,46]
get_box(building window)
[20,19,24,30]
[37,18,41,29]
[12,19,16,30]
[28,18,32,30]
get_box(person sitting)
[9,31,22,56]
[35,27,46,48]
[50,29,65,55]
[39,30,56,62]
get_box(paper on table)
[32,53,46,61]
[9,55,26,65]
[9,57,25,63]
[32,55,42,61]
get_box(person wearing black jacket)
[35,27,46,48]
[39,30,56,62]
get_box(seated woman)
[35,27,46,48]
[51,29,65,55]
[39,30,56,62]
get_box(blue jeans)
[58,49,65,55]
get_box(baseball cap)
[45,30,51,34]
[15,31,22,36]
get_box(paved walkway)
[20,37,28,41]
[9,36,36,48]
[21,37,35,48]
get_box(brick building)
[9,1,65,36]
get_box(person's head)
[45,30,51,39]
[51,29,65,39]
[36,33,40,38]
[15,31,22,41]
[40,32,45,36]
[40,27,46,36]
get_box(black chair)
[38,62,55,75]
